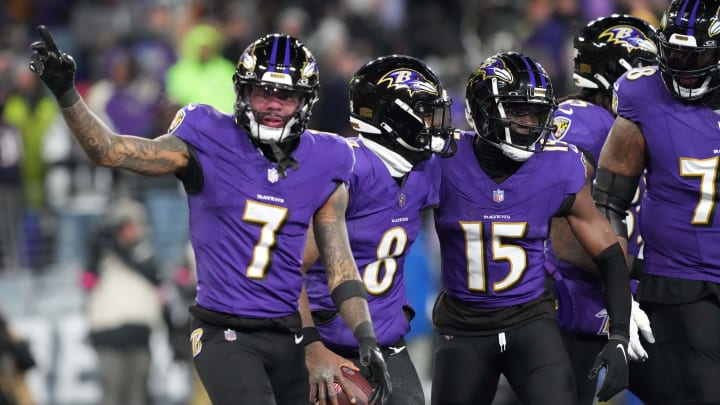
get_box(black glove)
[588,335,629,401]
[358,337,392,405]
[29,25,79,107]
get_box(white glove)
[628,298,655,361]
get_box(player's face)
[501,102,552,147]
[421,103,452,130]
[660,44,720,87]
[248,85,304,128]
[504,103,542,134]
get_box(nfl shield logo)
[399,193,406,208]
[268,167,279,183]
[224,329,237,342]
[493,189,505,203]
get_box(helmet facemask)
[348,55,456,169]
[494,101,556,161]
[233,34,320,147]
[467,77,557,162]
[381,92,456,161]
[236,83,315,144]
[657,0,720,106]
[658,36,720,101]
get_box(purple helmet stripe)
[268,35,279,72]
[283,37,291,73]
[677,0,690,27]
[520,55,538,87]
[676,0,700,36]
[538,63,547,88]
[688,0,701,36]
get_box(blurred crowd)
[0,0,670,274]
[0,0,670,404]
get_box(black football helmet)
[465,52,558,161]
[349,55,455,164]
[573,14,658,91]
[658,0,720,104]
[233,33,319,144]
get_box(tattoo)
[337,296,373,332]
[314,185,372,330]
[315,186,357,287]
[62,100,189,175]
[313,185,370,330]
[599,116,646,176]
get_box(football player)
[300,54,455,405]
[546,14,665,405]
[28,27,391,405]
[430,52,632,405]
[594,1,720,403]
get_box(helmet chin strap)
[245,110,300,178]
[269,143,299,178]
[245,109,299,143]
[499,126,534,161]
[672,75,712,100]
[499,143,534,161]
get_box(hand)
[29,25,77,101]
[305,342,359,405]
[588,335,629,402]
[358,338,392,405]
[628,298,655,361]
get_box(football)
[335,366,373,405]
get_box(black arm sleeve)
[630,257,645,280]
[592,168,639,237]
[330,280,367,308]
[576,145,596,170]
[175,142,204,195]
[553,194,576,217]
[593,243,631,339]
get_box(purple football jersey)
[170,104,354,318]
[435,131,586,308]
[626,176,646,258]
[551,99,614,164]
[304,137,440,350]
[547,100,614,280]
[615,67,720,283]
[547,99,645,269]
[545,98,644,336]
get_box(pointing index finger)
[36,25,61,54]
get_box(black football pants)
[643,298,720,404]
[190,315,308,405]
[560,328,668,405]
[431,318,576,405]
[345,341,425,405]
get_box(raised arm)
[313,184,391,404]
[29,25,190,176]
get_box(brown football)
[335,366,373,405]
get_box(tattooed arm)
[313,183,371,332]
[313,183,391,401]
[59,99,190,176]
[29,24,190,177]
[302,221,320,274]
